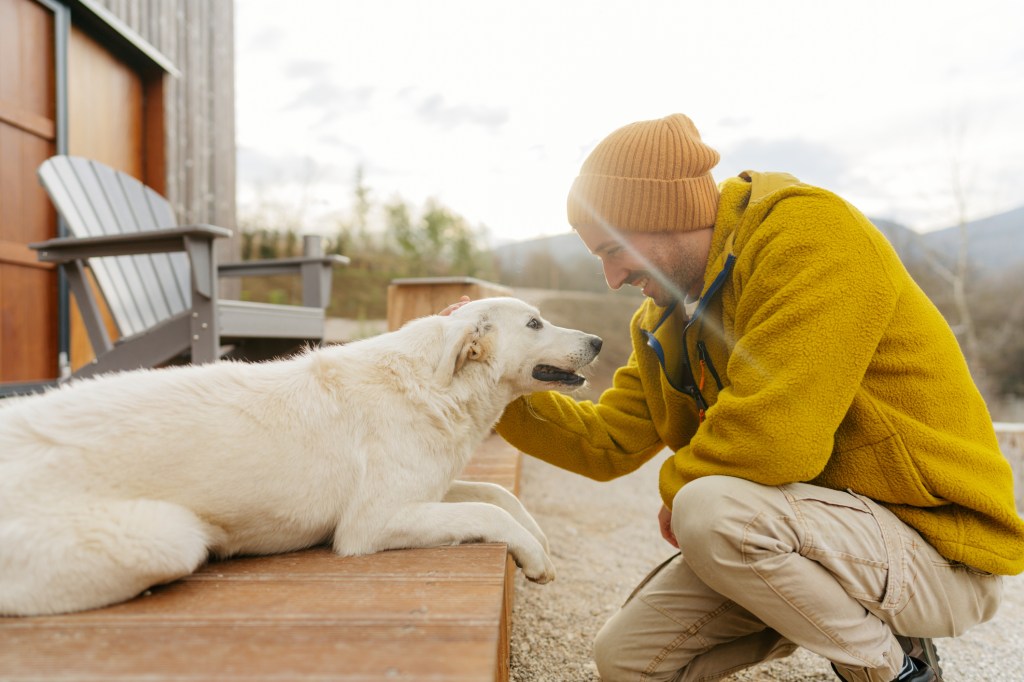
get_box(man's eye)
[527,318,543,330]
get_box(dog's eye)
[527,318,543,330]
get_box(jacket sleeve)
[496,350,666,481]
[663,194,903,496]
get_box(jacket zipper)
[678,253,736,421]
[678,324,708,418]
[641,253,736,422]
[697,340,724,390]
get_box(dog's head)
[441,297,602,395]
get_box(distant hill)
[495,205,1024,289]
[494,232,591,275]
[919,205,1024,272]
[493,232,616,294]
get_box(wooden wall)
[0,0,237,382]
[0,0,60,381]
[88,0,237,260]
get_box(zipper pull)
[697,340,724,391]
[694,390,708,423]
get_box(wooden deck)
[0,434,521,682]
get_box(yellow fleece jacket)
[497,171,1024,575]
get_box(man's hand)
[439,296,471,316]
[658,504,679,548]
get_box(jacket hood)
[704,171,806,291]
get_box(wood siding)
[0,0,60,381]
[87,0,237,260]
[68,25,146,178]
[64,24,149,369]
[0,0,236,381]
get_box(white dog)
[0,297,602,616]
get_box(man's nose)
[602,261,628,290]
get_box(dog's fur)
[0,297,601,616]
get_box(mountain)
[493,232,591,274]
[493,232,610,293]
[495,205,1024,290]
[918,205,1024,272]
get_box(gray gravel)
[509,452,1024,682]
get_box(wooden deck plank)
[0,548,508,680]
[26,577,501,623]
[184,544,507,578]
[0,435,523,682]
[2,624,498,681]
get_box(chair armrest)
[220,253,350,309]
[218,254,349,278]
[29,225,233,263]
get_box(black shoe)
[899,657,943,681]
[830,637,944,681]
[895,636,942,678]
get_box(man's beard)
[630,243,703,307]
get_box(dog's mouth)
[532,364,586,386]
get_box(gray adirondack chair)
[29,155,349,379]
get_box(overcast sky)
[234,0,1024,245]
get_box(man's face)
[575,223,713,307]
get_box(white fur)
[0,297,601,616]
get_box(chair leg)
[300,235,330,309]
[65,261,113,356]
[184,236,220,364]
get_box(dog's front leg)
[443,481,550,553]
[367,502,555,583]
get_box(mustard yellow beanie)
[567,113,720,232]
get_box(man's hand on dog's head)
[439,296,472,316]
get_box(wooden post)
[386,277,513,331]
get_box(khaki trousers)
[594,476,1003,681]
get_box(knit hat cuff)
[568,173,720,233]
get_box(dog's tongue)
[532,365,585,386]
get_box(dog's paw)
[525,567,556,584]
[521,553,556,584]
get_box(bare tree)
[914,115,985,387]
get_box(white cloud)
[234,0,1024,242]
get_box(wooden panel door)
[0,0,60,382]
[0,3,166,380]
[62,25,165,372]
[64,25,149,370]
[68,26,145,179]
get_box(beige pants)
[594,476,1003,682]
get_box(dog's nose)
[590,336,603,354]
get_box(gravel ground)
[509,452,1024,682]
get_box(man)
[493,114,1024,681]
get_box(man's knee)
[671,475,779,573]
[673,476,754,542]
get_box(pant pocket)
[782,484,912,615]
[847,492,914,614]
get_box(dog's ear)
[453,330,484,374]
[435,318,487,384]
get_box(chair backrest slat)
[38,156,195,338]
[96,163,185,319]
[144,185,191,308]
[75,161,163,331]
[114,171,190,313]
[38,157,147,337]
